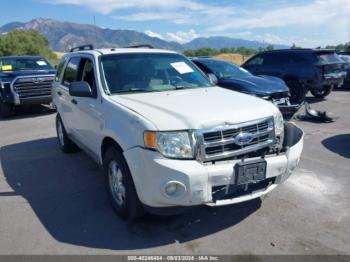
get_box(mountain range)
[0,18,289,52]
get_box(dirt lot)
[213,53,248,65]
[0,90,349,255]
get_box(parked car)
[242,49,347,102]
[0,55,56,117]
[191,57,299,119]
[339,55,350,87]
[53,45,304,220]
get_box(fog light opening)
[164,181,186,198]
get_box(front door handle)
[71,99,78,105]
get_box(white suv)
[52,45,304,220]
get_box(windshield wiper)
[114,88,156,94]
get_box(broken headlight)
[273,111,284,148]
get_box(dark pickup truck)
[242,49,347,102]
[0,56,56,117]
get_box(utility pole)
[93,16,98,47]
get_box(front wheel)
[310,86,333,98]
[103,147,144,220]
[285,79,307,103]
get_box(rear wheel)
[103,146,144,220]
[0,100,14,118]
[310,85,333,98]
[285,79,307,103]
[56,114,79,153]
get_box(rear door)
[261,53,290,78]
[56,56,81,134]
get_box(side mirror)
[207,73,218,85]
[69,81,94,97]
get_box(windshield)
[199,60,252,79]
[100,53,212,94]
[0,57,53,71]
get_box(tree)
[0,29,57,61]
[264,44,274,51]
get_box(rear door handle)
[71,99,78,105]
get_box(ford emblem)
[233,132,255,146]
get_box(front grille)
[12,76,54,99]
[197,117,275,162]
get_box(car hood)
[109,87,279,130]
[0,69,56,80]
[219,75,289,96]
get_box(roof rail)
[125,44,154,49]
[70,44,94,52]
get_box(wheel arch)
[283,75,300,82]
[101,137,124,161]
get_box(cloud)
[50,0,206,14]
[255,33,292,45]
[115,12,190,25]
[207,0,350,31]
[165,29,198,43]
[145,29,198,43]
[45,0,350,47]
[144,30,164,40]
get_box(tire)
[103,146,144,220]
[0,100,14,118]
[285,79,307,103]
[310,86,333,98]
[56,114,79,153]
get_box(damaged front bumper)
[123,122,304,210]
[278,103,302,120]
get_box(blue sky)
[1,0,349,47]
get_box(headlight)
[273,111,284,147]
[144,131,194,159]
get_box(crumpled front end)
[123,122,304,208]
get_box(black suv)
[242,49,347,102]
[0,56,56,117]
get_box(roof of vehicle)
[258,48,336,54]
[0,55,45,59]
[68,48,178,56]
[190,57,234,63]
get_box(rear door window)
[55,56,68,82]
[264,53,290,65]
